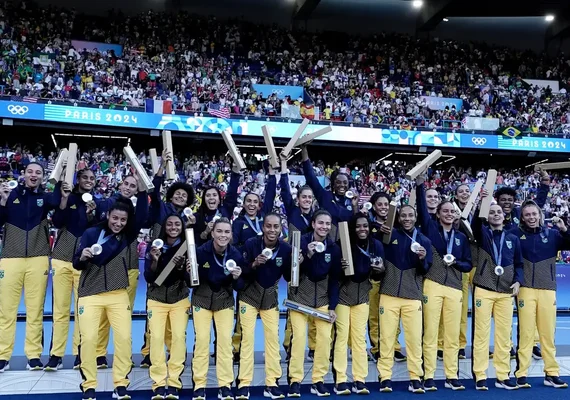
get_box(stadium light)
[412,0,423,9]
[545,15,555,22]
[443,18,449,22]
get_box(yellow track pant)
[284,314,317,352]
[50,259,81,357]
[515,287,559,378]
[78,290,132,391]
[148,298,190,390]
[98,269,138,357]
[369,282,402,355]
[423,279,462,379]
[472,287,513,381]
[0,256,49,360]
[192,306,234,389]
[288,307,332,384]
[333,303,369,383]
[377,295,423,381]
[237,302,281,388]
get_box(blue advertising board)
[251,84,303,99]
[2,100,570,154]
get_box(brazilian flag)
[501,126,521,138]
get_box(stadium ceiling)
[293,0,322,20]
[416,0,570,41]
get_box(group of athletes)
[0,144,568,400]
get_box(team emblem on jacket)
[455,238,460,246]
[241,306,246,314]
[78,306,84,315]
[276,257,283,267]
[0,270,4,279]
[325,253,331,263]
[37,199,44,207]
[506,240,512,249]
[194,306,201,312]
[422,295,428,304]
[379,306,384,315]
[513,217,519,224]
[518,300,524,308]
[476,299,481,308]
[148,311,152,319]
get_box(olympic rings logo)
[471,137,487,146]
[7,105,29,115]
[271,89,285,95]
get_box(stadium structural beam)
[416,0,456,32]
[293,0,322,20]
[545,16,570,50]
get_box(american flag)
[11,96,38,103]
[461,117,467,127]
[208,104,231,119]
[219,84,230,96]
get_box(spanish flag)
[501,126,521,138]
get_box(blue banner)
[2,100,570,154]
[252,84,303,100]
[421,95,463,111]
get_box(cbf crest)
[37,199,44,207]
[276,257,283,267]
[518,300,524,308]
[455,238,460,246]
[241,305,246,315]
[324,253,331,263]
[506,240,512,249]
[78,306,84,315]
[0,270,4,279]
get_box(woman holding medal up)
[140,150,195,368]
[144,214,192,400]
[192,217,244,400]
[332,212,385,396]
[285,210,342,398]
[377,205,432,394]
[47,168,102,371]
[279,152,317,359]
[367,192,406,363]
[72,178,148,400]
[470,204,523,391]
[417,173,472,392]
[235,213,292,400]
[94,172,150,368]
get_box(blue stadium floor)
[8,379,570,399]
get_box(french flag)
[145,99,172,114]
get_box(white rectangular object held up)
[162,131,176,180]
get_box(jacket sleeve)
[535,183,549,209]
[415,183,432,236]
[128,191,149,241]
[44,182,63,210]
[280,173,296,215]
[73,231,92,270]
[327,247,342,310]
[143,250,159,283]
[454,237,473,273]
[513,237,524,286]
[302,159,331,208]
[222,172,241,216]
[52,206,70,229]
[262,174,277,215]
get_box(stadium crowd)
[1,140,569,241]
[1,2,570,134]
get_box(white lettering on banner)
[511,138,566,150]
[63,110,138,124]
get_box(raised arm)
[301,147,331,206]
[262,171,277,215]
[222,170,241,216]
